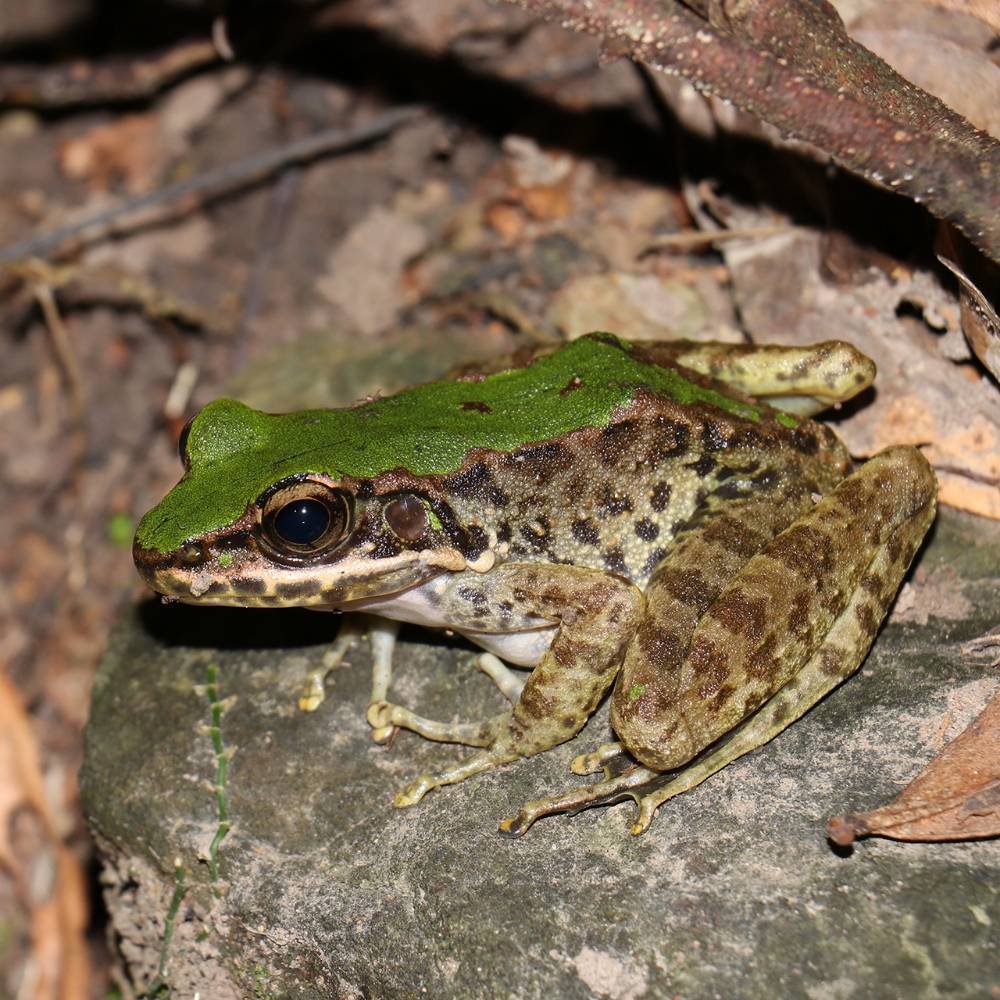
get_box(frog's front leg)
[298,615,401,743]
[503,445,936,835]
[391,563,643,807]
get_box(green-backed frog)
[133,334,936,835]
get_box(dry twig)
[0,106,424,266]
[501,0,1000,263]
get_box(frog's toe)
[394,774,438,807]
[368,700,500,746]
[499,765,658,836]
[298,672,327,713]
[394,746,523,808]
[570,741,629,776]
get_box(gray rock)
[83,509,1000,999]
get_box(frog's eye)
[383,494,429,541]
[260,482,352,558]
[177,414,196,470]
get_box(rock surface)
[83,505,1000,999]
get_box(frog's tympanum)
[134,334,936,835]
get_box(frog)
[133,333,936,836]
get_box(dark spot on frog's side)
[443,462,509,507]
[598,421,638,466]
[508,442,569,484]
[685,454,716,477]
[750,469,780,491]
[520,523,551,553]
[634,517,659,542]
[700,420,731,453]
[461,523,489,558]
[652,418,691,459]
[641,546,668,577]
[559,376,584,396]
[571,518,600,546]
[598,487,633,516]
[603,546,628,575]
[231,577,267,595]
[791,427,819,455]
[460,400,492,413]
[650,482,672,512]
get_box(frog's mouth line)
[134,539,452,611]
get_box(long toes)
[394,774,437,807]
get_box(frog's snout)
[132,535,195,597]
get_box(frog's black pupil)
[274,499,330,545]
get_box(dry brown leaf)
[927,0,1000,33]
[937,254,1000,381]
[828,691,1000,844]
[58,113,163,194]
[0,672,89,1000]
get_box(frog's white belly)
[340,575,556,667]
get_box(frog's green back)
[136,333,761,552]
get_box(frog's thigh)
[610,483,819,765]
[617,445,936,774]
[394,564,643,806]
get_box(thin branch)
[501,0,1000,264]
[0,40,220,108]
[0,106,424,266]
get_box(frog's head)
[133,399,486,608]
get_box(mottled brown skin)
[134,339,936,835]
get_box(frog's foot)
[298,616,366,712]
[498,763,658,837]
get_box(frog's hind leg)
[627,448,935,832]
[502,446,935,836]
[649,340,876,416]
[498,486,816,836]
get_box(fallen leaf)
[937,254,1000,381]
[58,114,162,193]
[926,0,1000,33]
[0,672,89,1000]
[828,691,1000,844]
[316,206,428,335]
[547,271,715,342]
[502,134,575,220]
